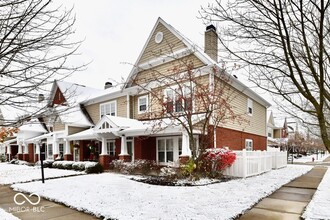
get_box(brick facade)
[214,126,267,151]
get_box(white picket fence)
[224,149,287,178]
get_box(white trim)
[106,139,116,156]
[245,139,253,151]
[100,100,117,118]
[247,98,253,116]
[138,95,149,114]
[156,136,181,165]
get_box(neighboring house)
[267,111,294,149]
[2,18,271,168]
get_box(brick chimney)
[204,24,218,62]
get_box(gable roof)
[124,17,214,89]
[49,80,103,106]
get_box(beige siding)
[85,96,128,123]
[222,89,267,137]
[85,103,99,124]
[117,96,127,118]
[134,54,205,85]
[53,122,65,132]
[68,126,87,135]
[138,22,187,65]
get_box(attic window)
[155,32,163,44]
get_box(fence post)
[242,149,247,178]
[257,150,261,173]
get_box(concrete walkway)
[238,165,328,220]
[0,185,99,220]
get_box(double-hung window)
[164,84,193,113]
[157,138,174,163]
[100,101,116,118]
[245,139,253,151]
[247,98,253,116]
[138,95,148,114]
[106,140,116,156]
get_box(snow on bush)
[35,159,54,168]
[51,161,103,173]
[110,159,159,175]
[9,159,30,166]
[160,166,176,177]
[201,148,236,177]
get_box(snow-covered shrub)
[160,166,177,177]
[72,162,86,171]
[35,160,54,168]
[200,148,236,178]
[0,154,6,162]
[110,159,160,175]
[9,159,30,166]
[52,161,74,170]
[85,162,103,174]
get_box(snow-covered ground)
[12,165,312,220]
[0,208,20,220]
[302,167,330,220]
[293,153,328,163]
[0,163,84,184]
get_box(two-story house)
[3,18,271,169]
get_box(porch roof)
[66,128,97,141]
[3,138,17,145]
[25,133,53,143]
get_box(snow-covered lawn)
[302,167,330,220]
[0,163,84,184]
[12,165,312,220]
[0,208,20,220]
[293,153,328,163]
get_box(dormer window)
[100,101,116,118]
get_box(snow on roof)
[19,118,47,133]
[66,128,96,140]
[56,81,103,104]
[58,106,94,127]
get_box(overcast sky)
[57,1,289,123]
[61,0,208,89]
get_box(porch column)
[35,142,40,162]
[23,142,29,162]
[7,145,11,161]
[119,135,130,162]
[99,137,110,170]
[17,142,23,160]
[180,133,191,164]
[63,139,72,161]
[53,134,59,159]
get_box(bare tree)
[0,0,83,126]
[132,54,247,162]
[200,0,330,152]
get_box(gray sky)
[59,1,289,124]
[62,0,207,89]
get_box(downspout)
[126,94,130,118]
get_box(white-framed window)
[59,143,64,156]
[247,98,253,116]
[47,144,53,158]
[100,101,116,118]
[138,95,148,114]
[164,84,193,114]
[245,139,253,151]
[157,138,174,163]
[106,140,116,156]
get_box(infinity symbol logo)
[14,193,41,206]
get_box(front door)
[74,148,80,161]
[127,138,134,162]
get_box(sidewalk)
[0,185,99,220]
[238,165,328,220]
